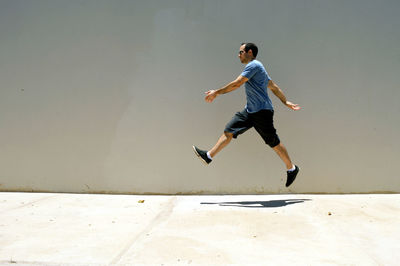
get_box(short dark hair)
[241,42,258,58]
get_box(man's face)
[238,44,252,64]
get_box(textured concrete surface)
[0,193,399,265]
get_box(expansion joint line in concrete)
[110,196,178,264]
[0,194,59,215]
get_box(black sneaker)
[192,146,212,165]
[286,165,299,187]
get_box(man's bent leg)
[272,143,293,170]
[208,132,233,158]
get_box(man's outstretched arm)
[205,75,248,103]
[267,80,301,110]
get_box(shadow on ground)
[201,199,311,208]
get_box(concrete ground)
[0,193,399,265]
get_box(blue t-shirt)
[241,60,273,113]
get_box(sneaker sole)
[192,146,209,165]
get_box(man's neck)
[245,58,255,64]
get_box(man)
[193,43,300,187]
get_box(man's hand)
[205,90,218,103]
[268,80,301,111]
[285,101,301,110]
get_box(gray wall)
[1,0,399,194]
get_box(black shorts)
[224,108,280,148]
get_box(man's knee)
[264,134,280,148]
[224,131,234,140]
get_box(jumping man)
[193,43,301,187]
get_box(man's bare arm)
[267,80,301,110]
[205,75,248,103]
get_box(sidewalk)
[0,193,399,265]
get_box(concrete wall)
[1,0,399,194]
